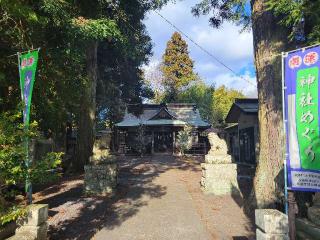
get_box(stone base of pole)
[255,209,289,240]
[8,204,48,240]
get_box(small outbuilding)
[115,103,210,155]
[225,98,259,165]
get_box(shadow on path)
[34,155,197,239]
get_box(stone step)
[255,209,288,235]
[7,230,36,240]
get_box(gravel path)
[33,155,254,240]
[93,156,211,240]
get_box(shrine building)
[115,103,210,155]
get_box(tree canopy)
[177,81,215,124]
[268,0,320,43]
[161,32,198,101]
[211,85,244,127]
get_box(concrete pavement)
[93,156,212,240]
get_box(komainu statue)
[205,132,232,164]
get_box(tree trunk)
[74,41,98,172]
[247,0,290,210]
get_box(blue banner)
[283,44,320,192]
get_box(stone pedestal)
[84,133,118,196]
[201,163,239,195]
[84,163,117,196]
[200,132,239,195]
[9,204,48,240]
[255,209,289,240]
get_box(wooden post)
[172,131,176,155]
[151,131,154,154]
[288,191,297,240]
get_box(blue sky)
[143,0,257,97]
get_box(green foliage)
[0,205,27,226]
[146,66,245,128]
[195,0,320,44]
[0,0,171,224]
[0,110,38,185]
[0,109,62,186]
[267,0,320,43]
[97,0,159,125]
[30,152,62,184]
[212,85,244,127]
[161,32,198,101]
[71,17,121,41]
[0,0,168,135]
[191,0,250,29]
[176,125,193,154]
[0,109,62,226]
[177,80,215,123]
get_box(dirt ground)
[33,155,255,240]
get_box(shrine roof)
[225,98,258,123]
[115,103,210,128]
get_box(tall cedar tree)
[97,0,156,127]
[192,0,290,211]
[0,0,159,172]
[161,32,197,101]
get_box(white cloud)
[196,62,219,72]
[143,58,161,73]
[143,0,255,95]
[191,23,253,62]
[210,71,257,97]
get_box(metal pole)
[282,52,296,239]
[7,47,41,58]
[238,125,241,163]
[283,42,320,55]
[25,133,32,204]
[18,52,32,204]
[281,52,289,214]
[288,191,297,240]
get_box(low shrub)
[0,109,62,227]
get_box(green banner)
[18,50,39,128]
[296,66,320,170]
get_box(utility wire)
[154,10,257,87]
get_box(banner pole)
[18,50,38,205]
[288,191,297,240]
[282,52,296,239]
[25,129,32,204]
[281,52,288,215]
